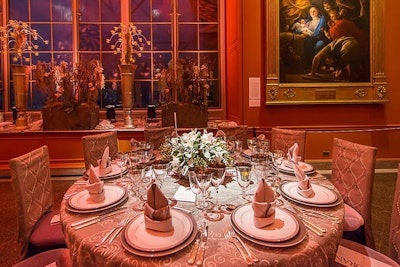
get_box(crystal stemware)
[271,150,284,205]
[151,160,170,190]
[207,163,226,221]
[247,138,258,155]
[235,162,252,201]
[194,167,213,221]
[115,152,128,179]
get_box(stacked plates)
[230,204,307,247]
[277,160,315,175]
[66,185,128,213]
[280,181,342,207]
[92,164,128,180]
[121,209,198,257]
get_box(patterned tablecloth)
[60,169,344,267]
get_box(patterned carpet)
[0,172,397,266]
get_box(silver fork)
[95,216,130,247]
[102,216,132,247]
[223,225,253,266]
[227,227,259,263]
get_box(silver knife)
[72,208,127,229]
[195,226,208,266]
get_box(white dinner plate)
[93,164,128,180]
[125,209,194,252]
[280,182,338,205]
[230,206,307,248]
[231,204,299,242]
[68,185,126,210]
[278,160,314,174]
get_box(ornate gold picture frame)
[265,0,387,105]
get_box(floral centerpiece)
[160,129,232,178]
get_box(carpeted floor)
[0,172,397,266]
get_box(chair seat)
[343,203,365,231]
[12,248,72,267]
[29,210,65,247]
[333,239,400,267]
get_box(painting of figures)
[279,0,370,83]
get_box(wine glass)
[115,152,128,179]
[271,150,284,205]
[188,166,203,211]
[247,138,258,155]
[235,162,252,201]
[195,168,213,221]
[128,164,145,210]
[152,160,170,190]
[208,164,226,221]
[234,140,243,161]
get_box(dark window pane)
[101,53,120,78]
[154,52,172,71]
[101,81,120,108]
[200,24,218,50]
[102,0,120,22]
[80,53,101,61]
[80,24,100,50]
[54,24,73,51]
[54,53,73,64]
[53,0,72,22]
[152,0,172,22]
[9,0,28,20]
[0,91,3,111]
[179,24,197,50]
[201,52,219,77]
[134,81,151,108]
[32,0,50,21]
[102,24,115,51]
[32,83,48,110]
[136,54,151,79]
[80,0,99,22]
[179,0,197,22]
[31,24,51,51]
[131,0,150,22]
[199,0,218,22]
[153,24,172,51]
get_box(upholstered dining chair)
[144,126,175,150]
[270,128,306,160]
[81,131,118,169]
[331,137,377,249]
[333,163,400,267]
[217,125,249,148]
[9,146,66,260]
[12,248,72,267]
[388,163,400,264]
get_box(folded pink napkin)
[287,143,301,164]
[294,164,315,198]
[144,183,173,232]
[97,146,112,176]
[251,180,276,228]
[257,134,265,141]
[86,165,105,202]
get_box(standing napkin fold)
[86,164,105,202]
[287,143,301,164]
[144,183,173,232]
[97,146,112,176]
[257,134,265,141]
[294,164,315,198]
[251,179,276,228]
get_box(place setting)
[230,179,307,248]
[66,164,128,213]
[121,183,198,257]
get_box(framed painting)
[265,0,387,104]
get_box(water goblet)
[207,163,226,221]
[247,138,258,155]
[152,160,170,190]
[235,162,252,201]
[194,167,213,221]
[234,140,243,161]
[188,166,203,211]
[271,150,285,205]
[115,152,128,179]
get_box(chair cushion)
[29,210,65,247]
[343,203,364,231]
[12,248,71,267]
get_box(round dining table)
[60,165,344,267]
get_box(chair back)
[9,146,53,260]
[388,163,400,263]
[331,137,377,248]
[82,131,118,169]
[217,125,249,148]
[271,128,306,159]
[144,126,175,150]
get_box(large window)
[1,0,222,111]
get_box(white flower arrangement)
[162,129,232,176]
